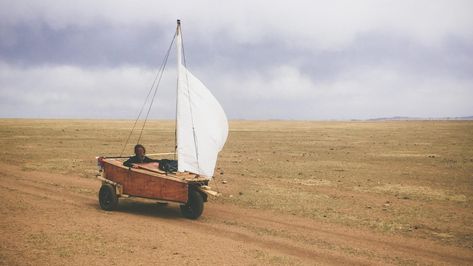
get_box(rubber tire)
[180,189,204,219]
[99,184,118,211]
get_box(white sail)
[176,23,229,177]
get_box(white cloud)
[316,68,473,119]
[0,63,177,118]
[217,65,314,100]
[212,63,473,119]
[1,61,472,119]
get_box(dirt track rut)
[1,164,472,265]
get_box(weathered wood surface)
[174,171,212,182]
[198,185,220,196]
[102,159,188,203]
[135,164,212,183]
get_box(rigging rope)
[136,36,175,145]
[119,32,176,156]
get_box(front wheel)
[99,184,118,211]
[180,189,204,219]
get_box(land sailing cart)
[96,20,228,219]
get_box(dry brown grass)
[1,119,472,248]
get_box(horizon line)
[1,115,472,122]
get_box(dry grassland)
[220,121,473,241]
[0,119,472,264]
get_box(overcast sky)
[1,0,472,120]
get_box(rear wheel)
[180,189,204,219]
[99,184,118,211]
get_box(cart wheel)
[99,184,118,211]
[180,189,204,219]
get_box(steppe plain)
[0,119,472,265]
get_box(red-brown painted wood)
[102,159,188,203]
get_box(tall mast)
[175,20,181,158]
[176,20,182,69]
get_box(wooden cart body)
[99,159,211,203]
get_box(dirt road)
[1,164,472,265]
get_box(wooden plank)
[97,175,123,195]
[146,152,176,156]
[175,171,212,182]
[198,185,220,197]
[135,164,167,175]
[135,163,211,182]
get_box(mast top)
[177,19,181,25]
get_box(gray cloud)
[0,22,170,67]
[2,20,472,81]
[1,1,472,119]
